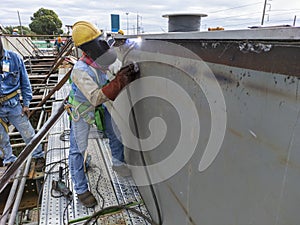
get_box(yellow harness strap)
[0,118,9,133]
[0,90,18,104]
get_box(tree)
[29,8,63,35]
[5,26,34,35]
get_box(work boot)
[112,164,131,177]
[34,157,45,172]
[77,190,97,208]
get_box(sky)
[1,0,300,34]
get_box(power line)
[206,17,297,29]
[209,2,262,14]
[204,11,261,22]
[268,10,300,17]
[204,2,300,29]
[215,20,263,28]
[271,9,300,12]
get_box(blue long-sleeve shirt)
[0,49,32,107]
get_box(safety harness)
[0,90,18,133]
[65,94,105,131]
[0,90,18,104]
[65,55,106,131]
[0,118,9,133]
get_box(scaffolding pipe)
[24,38,44,56]
[31,84,56,89]
[3,36,25,58]
[38,45,73,85]
[11,140,47,148]
[0,169,23,225]
[0,98,66,192]
[29,106,52,111]
[8,155,33,225]
[7,87,48,225]
[29,68,72,117]
[16,38,34,57]
[30,98,64,105]
[8,129,42,137]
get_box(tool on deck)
[51,166,72,199]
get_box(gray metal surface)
[40,75,151,225]
[124,26,300,40]
[120,38,300,225]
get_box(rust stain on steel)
[279,156,300,170]
[169,40,300,77]
[228,127,244,138]
[244,80,299,100]
[166,183,197,225]
[214,70,299,100]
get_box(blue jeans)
[0,102,44,164]
[69,106,124,194]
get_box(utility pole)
[261,0,272,25]
[137,13,139,35]
[126,12,129,35]
[17,11,23,35]
[261,0,267,25]
[293,15,297,26]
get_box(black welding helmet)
[72,21,117,67]
[79,35,117,67]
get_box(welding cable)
[125,81,163,225]
[63,199,73,225]
[120,44,163,225]
[93,165,106,209]
[50,186,64,198]
[131,114,163,225]
[43,159,69,175]
[46,146,70,154]
[81,203,158,225]
[44,158,73,225]
[36,159,70,223]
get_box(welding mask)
[79,35,117,67]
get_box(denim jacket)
[0,50,32,107]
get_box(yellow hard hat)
[118,29,124,35]
[72,21,102,47]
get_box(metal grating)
[39,74,152,225]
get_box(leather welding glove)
[102,62,140,100]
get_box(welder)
[68,21,139,207]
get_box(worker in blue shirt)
[54,36,64,53]
[0,37,45,171]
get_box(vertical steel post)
[261,0,268,25]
